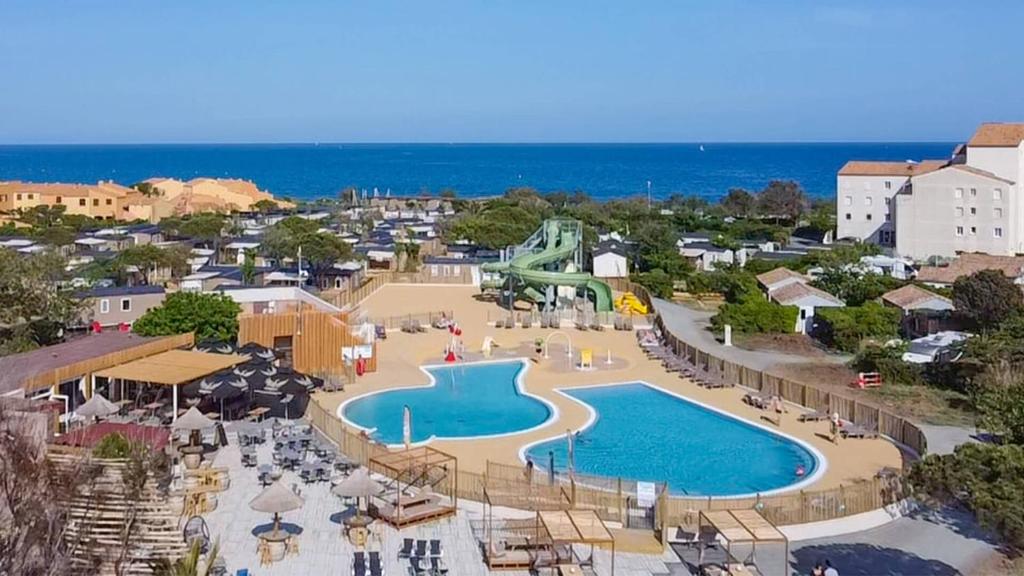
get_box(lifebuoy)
[355,357,366,376]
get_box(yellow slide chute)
[615,292,648,315]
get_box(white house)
[592,241,628,278]
[756,267,844,333]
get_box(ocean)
[0,143,955,202]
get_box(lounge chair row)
[353,551,383,576]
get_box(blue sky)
[1,1,1021,143]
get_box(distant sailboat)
[699,145,705,152]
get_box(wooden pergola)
[368,446,457,528]
[698,509,788,576]
[536,509,615,575]
[93,349,248,420]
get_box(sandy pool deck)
[315,284,903,493]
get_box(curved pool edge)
[517,379,829,500]
[336,357,562,448]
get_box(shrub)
[711,293,798,334]
[92,432,133,459]
[910,443,1024,551]
[813,302,901,353]
[952,269,1024,331]
[632,269,674,299]
[850,343,924,386]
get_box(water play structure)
[481,219,613,312]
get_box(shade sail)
[250,480,304,514]
[172,406,216,431]
[331,467,385,499]
[93,350,248,386]
[76,393,119,419]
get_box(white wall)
[593,253,627,278]
[836,174,905,244]
[895,168,1015,259]
[966,145,1021,184]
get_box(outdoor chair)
[369,551,383,576]
[430,557,448,574]
[414,539,428,558]
[353,551,367,576]
[429,539,442,557]
[398,538,414,558]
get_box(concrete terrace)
[204,420,680,575]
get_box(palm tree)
[157,539,220,576]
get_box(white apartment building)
[836,160,946,246]
[838,123,1024,260]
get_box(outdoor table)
[128,408,148,421]
[247,407,270,422]
[280,449,302,467]
[557,564,583,576]
[343,515,372,546]
[144,401,164,411]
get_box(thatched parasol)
[249,481,304,534]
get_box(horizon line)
[0,140,960,147]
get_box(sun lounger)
[429,539,442,558]
[743,393,769,409]
[840,423,879,439]
[797,410,829,422]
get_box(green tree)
[971,364,1024,444]
[632,221,689,278]
[37,226,76,247]
[910,443,1024,550]
[133,292,241,342]
[300,232,353,283]
[17,204,68,228]
[632,269,675,299]
[0,250,82,353]
[720,188,757,218]
[710,293,799,334]
[756,180,808,222]
[952,269,1024,331]
[116,244,167,285]
[252,199,278,214]
[810,268,900,306]
[240,249,257,285]
[812,303,901,352]
[444,204,543,249]
[850,343,924,387]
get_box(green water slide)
[480,220,613,312]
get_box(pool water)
[342,360,550,444]
[525,383,819,496]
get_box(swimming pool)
[341,360,552,444]
[524,383,822,497]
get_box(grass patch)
[865,384,976,427]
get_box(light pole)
[646,180,652,210]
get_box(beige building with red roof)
[838,122,1024,260]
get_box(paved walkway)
[653,298,847,371]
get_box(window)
[955,207,964,217]
[799,309,807,320]
[955,188,964,199]
[120,298,131,312]
[865,197,873,206]
[970,207,977,216]
[79,199,86,206]
[92,199,99,206]
[995,207,1003,218]
[452,265,461,275]
[994,188,1003,200]
[970,226,977,235]
[995,227,1004,238]
[843,196,852,206]
[430,265,439,277]
[16,193,22,201]
[884,197,891,205]
[866,214,873,221]
[844,213,851,220]
[55,196,62,204]
[884,180,892,190]
[955,226,964,236]
[334,278,343,289]
[106,199,112,205]
[27,194,33,200]
[970,188,977,197]
[99,299,110,314]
